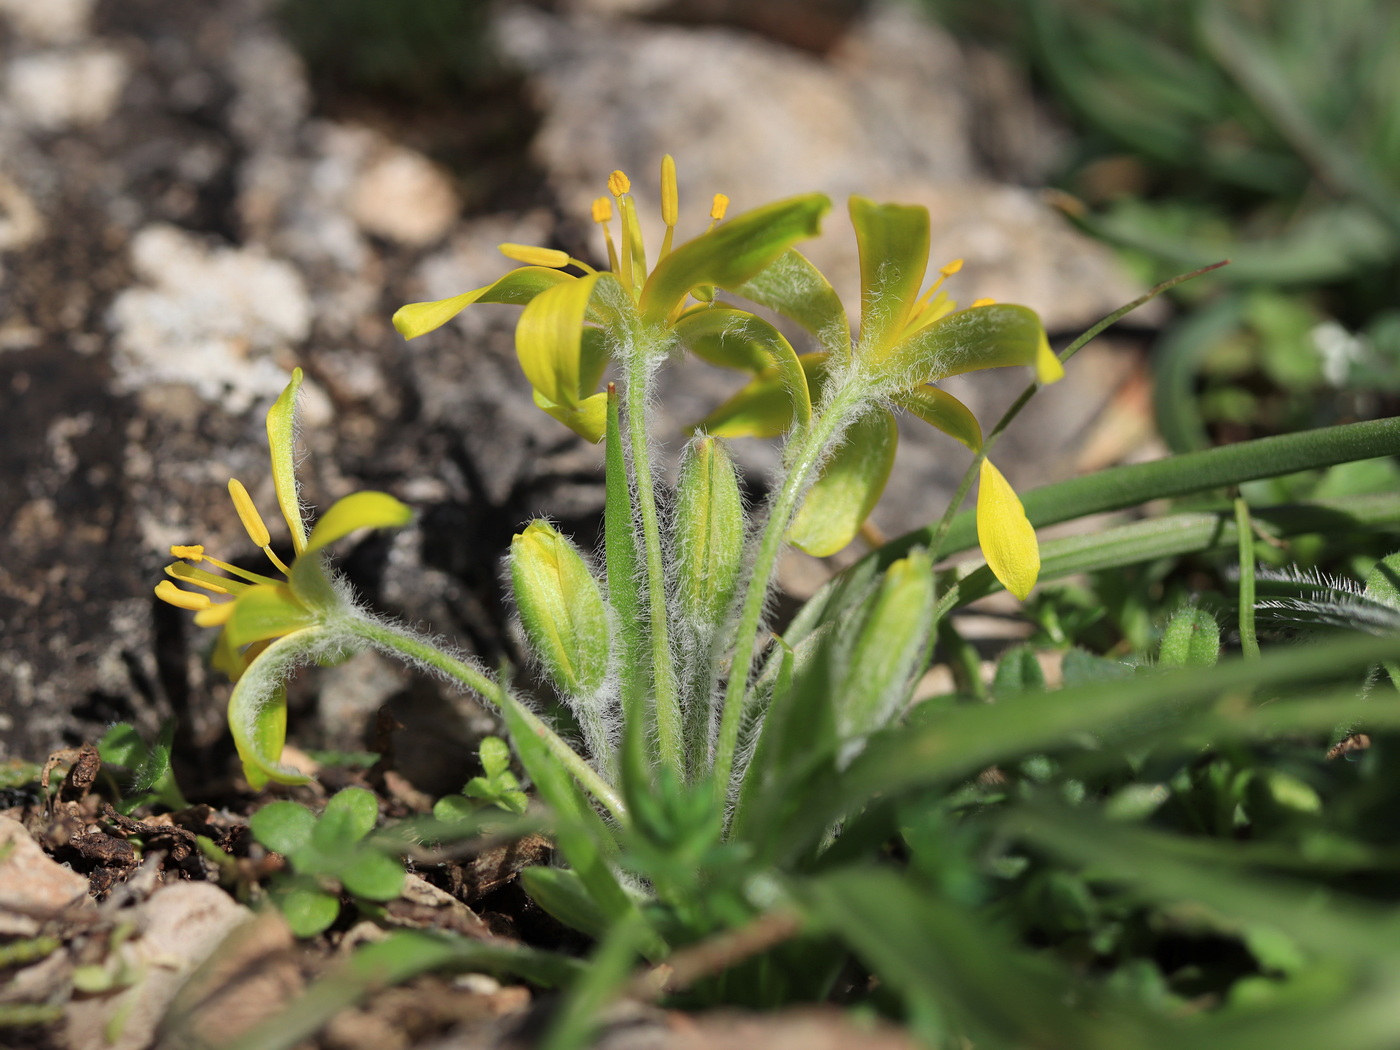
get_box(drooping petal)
[673,308,811,430]
[516,273,603,410]
[849,197,930,363]
[788,408,899,557]
[267,369,309,556]
[733,249,851,362]
[895,386,983,452]
[638,194,830,325]
[693,354,827,439]
[393,267,576,339]
[532,388,609,444]
[883,304,1063,387]
[976,459,1040,601]
[228,629,328,788]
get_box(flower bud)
[673,437,745,628]
[835,548,935,744]
[510,521,611,697]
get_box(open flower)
[155,368,412,786]
[392,156,830,443]
[693,197,1063,599]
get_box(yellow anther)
[608,170,631,197]
[660,155,678,227]
[499,243,571,268]
[940,259,964,276]
[710,194,730,221]
[971,298,997,308]
[155,580,212,611]
[170,544,205,562]
[228,479,272,549]
[592,196,613,224]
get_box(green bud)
[836,548,935,743]
[1158,607,1220,669]
[510,521,611,696]
[673,437,745,627]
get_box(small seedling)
[434,737,529,821]
[97,721,187,814]
[248,787,405,937]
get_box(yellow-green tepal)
[510,521,611,697]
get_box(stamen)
[228,479,271,548]
[499,243,571,268]
[166,563,234,595]
[659,155,678,260]
[608,170,631,197]
[706,193,729,233]
[593,196,620,274]
[155,580,212,611]
[171,544,205,562]
[970,298,996,308]
[940,259,964,277]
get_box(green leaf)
[1159,607,1221,668]
[340,850,405,902]
[849,197,930,360]
[639,194,830,324]
[266,368,308,556]
[392,267,575,339]
[272,876,341,938]
[432,795,476,823]
[882,303,1062,389]
[674,307,811,429]
[693,354,827,439]
[519,866,611,939]
[732,248,850,360]
[321,787,380,843]
[895,386,983,452]
[478,736,512,780]
[304,491,413,555]
[788,408,898,557]
[992,645,1047,696]
[98,723,146,770]
[250,801,317,856]
[224,585,317,649]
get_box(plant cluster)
[149,159,1400,1050]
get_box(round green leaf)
[321,787,381,843]
[340,850,406,902]
[273,877,341,938]
[249,800,317,856]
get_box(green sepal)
[673,436,746,628]
[733,249,850,361]
[510,521,611,697]
[850,197,931,361]
[788,408,898,557]
[674,307,811,430]
[694,353,827,439]
[392,267,575,339]
[638,194,831,325]
[305,491,413,554]
[224,584,318,648]
[267,368,309,555]
[895,386,983,452]
[228,630,321,788]
[881,303,1063,387]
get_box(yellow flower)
[156,368,412,785]
[392,157,829,443]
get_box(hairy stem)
[712,384,863,801]
[623,329,685,780]
[345,615,627,822]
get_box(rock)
[349,142,459,248]
[0,815,93,935]
[62,881,254,1050]
[0,0,96,45]
[5,46,128,130]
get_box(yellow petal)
[976,459,1040,601]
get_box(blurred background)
[1,0,1395,789]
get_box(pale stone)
[349,146,459,247]
[0,0,96,44]
[7,47,128,130]
[0,816,92,936]
[108,224,311,412]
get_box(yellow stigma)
[171,544,205,562]
[940,259,964,277]
[971,298,997,308]
[608,170,631,197]
[155,580,212,611]
[591,196,613,224]
[228,479,271,548]
[499,243,570,268]
[710,194,729,221]
[660,155,678,227]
